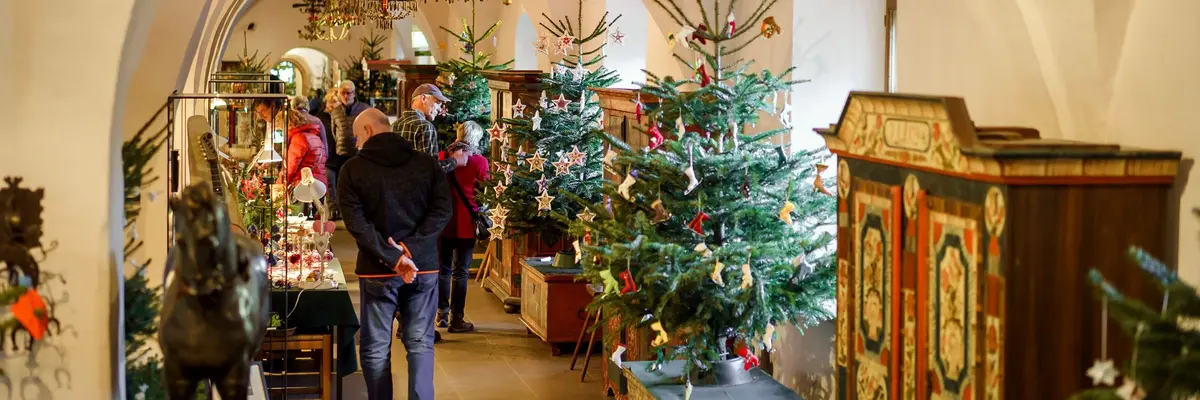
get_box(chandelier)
[297,0,488,40]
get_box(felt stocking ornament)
[735,346,760,370]
[740,263,754,289]
[598,270,620,296]
[763,323,777,352]
[648,124,664,150]
[634,94,644,124]
[650,321,670,346]
[618,174,637,199]
[650,199,671,224]
[619,270,637,294]
[694,243,713,258]
[779,201,795,225]
[814,164,833,195]
[688,211,711,235]
[684,146,700,194]
[692,24,708,44]
[611,345,627,368]
[727,11,736,37]
[710,259,726,287]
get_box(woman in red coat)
[285,95,329,187]
[439,121,489,333]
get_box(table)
[621,361,803,400]
[518,258,600,355]
[270,258,359,400]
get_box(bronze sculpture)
[160,183,269,399]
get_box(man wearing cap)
[393,83,467,172]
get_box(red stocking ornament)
[688,211,711,235]
[648,124,664,149]
[735,346,760,370]
[619,270,637,294]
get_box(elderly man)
[326,80,373,220]
[392,83,467,172]
[338,108,451,400]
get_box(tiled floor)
[331,226,609,399]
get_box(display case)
[818,92,1181,400]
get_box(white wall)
[283,47,331,90]
[1,0,157,397]
[223,0,396,70]
[514,13,538,70]
[603,0,650,88]
[896,0,1200,280]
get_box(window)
[270,61,298,96]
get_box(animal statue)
[159,183,269,400]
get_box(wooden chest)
[518,258,601,354]
[820,92,1181,400]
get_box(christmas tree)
[1074,232,1200,400]
[344,30,398,104]
[123,105,168,400]
[567,0,837,380]
[435,2,513,150]
[475,1,621,243]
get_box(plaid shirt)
[392,110,455,173]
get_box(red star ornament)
[487,123,506,142]
[688,211,711,235]
[553,94,573,111]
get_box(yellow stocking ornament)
[650,321,670,346]
[779,201,795,224]
[740,263,754,289]
[763,323,776,352]
[711,259,725,287]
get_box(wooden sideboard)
[821,92,1181,400]
[518,258,601,354]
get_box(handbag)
[448,173,492,239]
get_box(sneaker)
[447,318,476,333]
[436,311,449,328]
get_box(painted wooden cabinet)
[820,92,1181,400]
[518,258,601,354]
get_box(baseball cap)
[412,83,451,102]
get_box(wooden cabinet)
[389,63,440,115]
[820,92,1181,400]
[518,258,601,354]
[481,70,565,312]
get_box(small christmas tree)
[344,30,398,104]
[1074,234,1200,399]
[567,0,837,381]
[475,0,620,243]
[123,107,168,400]
[435,3,513,150]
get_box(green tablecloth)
[270,258,359,377]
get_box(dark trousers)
[359,274,438,400]
[325,166,339,218]
[438,237,476,317]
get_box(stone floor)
[330,226,610,400]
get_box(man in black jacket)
[338,108,451,400]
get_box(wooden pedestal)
[259,333,332,400]
[518,258,601,355]
[622,361,801,400]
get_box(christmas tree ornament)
[685,380,693,400]
[527,151,547,172]
[1116,378,1146,400]
[683,164,700,194]
[604,147,619,165]
[494,182,508,196]
[559,35,576,50]
[650,321,670,346]
[688,211,711,235]
[779,201,795,224]
[362,58,370,79]
[676,116,685,134]
[512,99,527,118]
[448,73,457,85]
[499,143,509,162]
[779,92,794,128]
[487,122,507,142]
[763,323,776,352]
[735,346,760,370]
[739,263,753,289]
[692,24,708,44]
[634,94,645,123]
[761,16,781,38]
[650,199,671,224]
[667,32,677,51]
[1087,359,1120,386]
[698,64,712,87]
[727,11,736,37]
[599,269,620,296]
[552,64,566,78]
[536,190,555,211]
[553,94,573,111]
[694,243,713,257]
[610,27,626,46]
[648,124,665,150]
[573,240,582,263]
[490,204,509,221]
[557,43,571,56]
[539,90,549,108]
[611,344,627,368]
[677,26,695,48]
[711,259,726,287]
[488,224,505,240]
[515,145,527,165]
[618,174,637,199]
[536,175,549,192]
[572,62,588,80]
[619,270,638,294]
[577,208,597,223]
[566,145,587,166]
[531,110,543,131]
[553,156,574,176]
[534,37,549,54]
[814,164,833,195]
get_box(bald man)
[337,108,452,400]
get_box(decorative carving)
[837,159,851,198]
[160,183,269,399]
[984,186,1006,237]
[903,175,920,220]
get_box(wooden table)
[267,258,359,400]
[622,361,803,400]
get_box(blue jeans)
[359,274,438,400]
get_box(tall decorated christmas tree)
[567,0,837,387]
[1073,229,1200,400]
[476,0,621,246]
[436,2,513,150]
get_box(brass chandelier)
[297,0,489,41]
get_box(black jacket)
[337,133,452,276]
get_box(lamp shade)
[210,98,228,109]
[255,138,282,164]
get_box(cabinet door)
[917,195,983,400]
[840,178,903,400]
